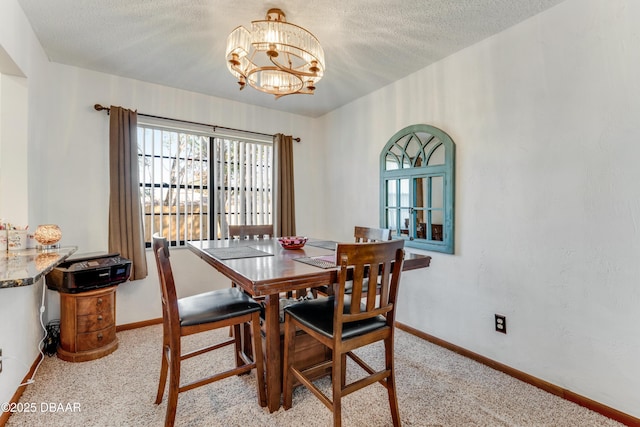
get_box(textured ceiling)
[16,0,566,117]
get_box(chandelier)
[225,8,325,99]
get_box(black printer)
[46,253,132,293]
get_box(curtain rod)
[93,104,301,142]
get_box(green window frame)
[380,124,455,253]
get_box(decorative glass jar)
[34,224,62,249]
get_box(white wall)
[0,74,28,225]
[320,0,640,418]
[3,0,639,421]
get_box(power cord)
[23,279,52,386]
[4,280,51,386]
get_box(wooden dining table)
[187,237,431,412]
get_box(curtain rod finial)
[94,104,111,115]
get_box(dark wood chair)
[282,239,405,427]
[316,226,393,297]
[152,234,266,427]
[228,224,274,240]
[227,224,274,293]
[351,226,392,294]
[354,226,391,242]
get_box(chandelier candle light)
[226,8,325,99]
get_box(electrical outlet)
[495,314,507,334]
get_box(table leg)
[264,294,282,412]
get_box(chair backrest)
[354,226,392,242]
[152,234,180,331]
[334,239,405,332]
[228,224,274,240]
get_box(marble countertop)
[0,247,78,289]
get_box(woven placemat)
[294,255,336,269]
[204,246,273,260]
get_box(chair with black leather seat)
[350,226,392,296]
[354,226,391,242]
[228,224,274,240]
[282,239,405,427]
[315,226,392,298]
[152,234,266,427]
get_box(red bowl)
[278,236,307,249]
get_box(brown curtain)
[274,134,296,237]
[108,106,148,280]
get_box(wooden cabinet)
[260,320,331,388]
[58,286,118,362]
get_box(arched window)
[380,124,455,253]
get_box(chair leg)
[155,334,170,404]
[250,312,267,407]
[385,336,401,427]
[233,324,243,368]
[242,322,254,360]
[332,352,343,427]
[282,314,296,410]
[164,341,181,427]
[229,282,237,337]
[340,353,347,388]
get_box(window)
[380,124,455,253]
[137,122,272,247]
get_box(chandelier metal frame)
[226,8,325,99]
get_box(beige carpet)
[6,325,622,427]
